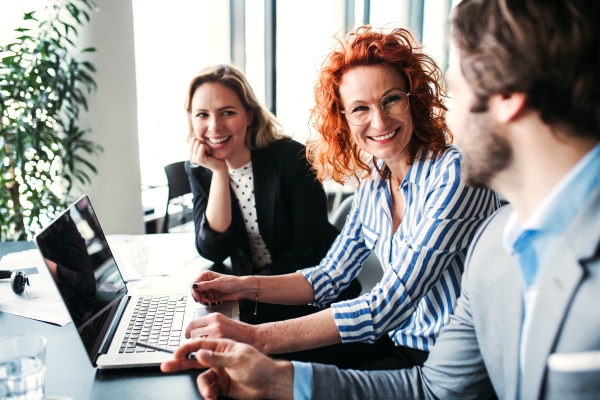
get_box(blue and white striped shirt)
[301,145,499,351]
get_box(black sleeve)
[186,161,237,264]
[263,145,339,275]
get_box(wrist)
[240,275,260,300]
[265,360,294,400]
[212,165,229,178]
[252,323,269,353]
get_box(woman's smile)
[368,127,399,143]
[206,135,232,146]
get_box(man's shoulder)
[465,205,514,274]
[473,204,512,241]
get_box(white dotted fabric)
[229,161,273,269]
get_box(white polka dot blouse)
[229,161,273,269]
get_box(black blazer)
[185,139,339,275]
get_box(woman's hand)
[191,271,256,305]
[185,313,264,351]
[189,137,227,173]
[161,339,294,400]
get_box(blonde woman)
[184,65,349,298]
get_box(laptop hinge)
[94,294,130,365]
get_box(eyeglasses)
[341,91,411,126]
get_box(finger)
[204,290,215,301]
[190,138,200,160]
[191,284,211,305]
[190,283,200,303]
[185,318,209,338]
[195,291,211,307]
[196,348,238,369]
[189,330,210,340]
[199,143,211,158]
[173,339,222,359]
[160,357,202,373]
[192,283,219,302]
[197,369,221,400]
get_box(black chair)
[162,161,192,233]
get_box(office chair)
[162,161,192,233]
[329,194,383,295]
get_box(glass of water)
[0,334,46,400]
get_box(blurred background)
[0,0,459,235]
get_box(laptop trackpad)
[194,307,232,319]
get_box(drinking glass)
[0,334,46,400]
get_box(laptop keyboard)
[119,294,187,354]
[80,307,111,354]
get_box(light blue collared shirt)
[501,143,600,373]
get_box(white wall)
[76,0,144,235]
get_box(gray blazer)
[311,184,600,400]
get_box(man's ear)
[489,92,527,123]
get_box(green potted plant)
[0,0,102,241]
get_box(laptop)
[34,194,239,369]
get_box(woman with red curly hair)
[186,27,499,370]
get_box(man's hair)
[451,0,600,138]
[184,65,287,149]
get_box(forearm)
[205,169,232,233]
[255,308,341,354]
[241,273,315,305]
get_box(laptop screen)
[35,195,127,360]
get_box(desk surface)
[0,238,227,400]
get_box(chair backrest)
[165,161,192,201]
[330,194,355,231]
[162,161,192,233]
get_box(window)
[132,0,230,188]
[275,0,346,144]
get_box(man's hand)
[160,339,294,400]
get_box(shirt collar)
[503,142,600,254]
[374,147,440,192]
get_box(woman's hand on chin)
[189,137,227,173]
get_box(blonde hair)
[184,65,287,149]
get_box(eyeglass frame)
[340,91,412,126]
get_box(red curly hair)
[308,26,451,184]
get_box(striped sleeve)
[331,153,498,344]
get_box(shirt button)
[527,286,538,298]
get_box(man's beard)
[460,112,512,189]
